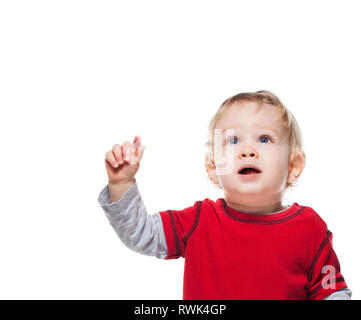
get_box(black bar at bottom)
[0,300,356,318]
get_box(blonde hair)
[205,90,304,190]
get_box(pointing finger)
[133,136,141,147]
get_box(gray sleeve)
[322,288,352,300]
[97,179,168,259]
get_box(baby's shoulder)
[296,203,329,237]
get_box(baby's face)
[212,101,291,200]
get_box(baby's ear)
[204,153,214,170]
[287,149,306,184]
[204,153,219,185]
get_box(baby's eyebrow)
[256,127,280,137]
[221,127,280,137]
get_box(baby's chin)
[226,183,286,202]
[225,183,266,196]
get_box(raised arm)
[98,136,168,259]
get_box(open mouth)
[238,168,262,175]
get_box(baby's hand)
[104,136,146,185]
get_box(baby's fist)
[105,136,146,184]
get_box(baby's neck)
[225,200,288,215]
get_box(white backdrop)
[0,0,359,299]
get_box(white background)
[0,0,360,299]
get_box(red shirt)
[159,199,348,300]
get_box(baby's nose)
[239,149,258,158]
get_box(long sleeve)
[97,179,168,259]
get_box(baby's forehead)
[217,102,285,131]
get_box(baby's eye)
[226,136,272,144]
[259,135,271,143]
[226,137,239,145]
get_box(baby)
[98,90,351,300]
